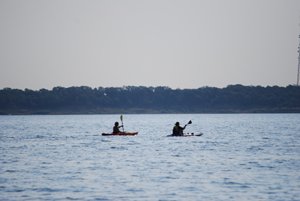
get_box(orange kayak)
[102,132,138,136]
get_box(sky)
[1,0,300,90]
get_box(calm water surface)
[0,114,299,200]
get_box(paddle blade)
[120,115,124,132]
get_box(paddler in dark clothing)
[172,122,186,136]
[113,122,123,133]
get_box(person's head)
[115,122,119,126]
[175,122,180,126]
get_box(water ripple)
[0,114,299,200]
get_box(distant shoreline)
[1,85,300,115]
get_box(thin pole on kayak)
[120,115,124,132]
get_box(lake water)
[0,114,299,200]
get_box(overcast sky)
[1,0,300,89]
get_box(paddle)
[184,120,192,135]
[184,120,192,127]
[183,120,203,136]
[120,115,124,132]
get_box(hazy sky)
[1,0,300,89]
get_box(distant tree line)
[0,85,299,114]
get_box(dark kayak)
[102,132,138,136]
[167,133,203,137]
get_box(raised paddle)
[183,120,195,135]
[120,115,124,132]
[184,120,192,127]
[180,120,192,134]
[184,120,203,136]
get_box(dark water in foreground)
[0,114,299,200]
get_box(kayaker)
[113,122,123,133]
[172,122,186,136]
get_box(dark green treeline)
[0,85,299,114]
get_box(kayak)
[102,132,138,136]
[167,133,203,137]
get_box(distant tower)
[298,33,300,86]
